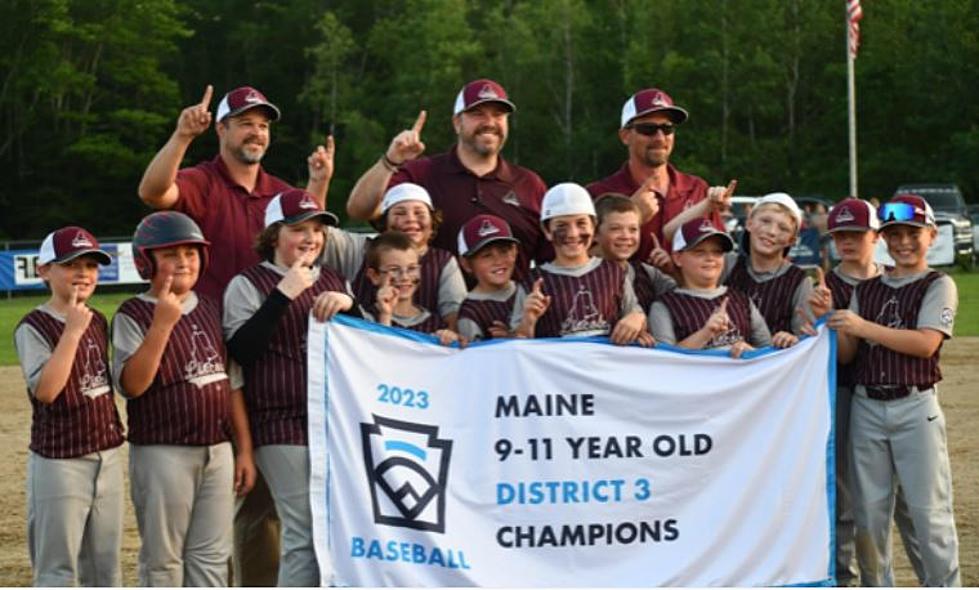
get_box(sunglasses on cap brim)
[878,202,924,223]
[627,123,676,136]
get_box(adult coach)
[587,88,731,261]
[345,78,550,280]
[137,84,332,586]
[137,84,333,301]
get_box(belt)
[864,384,933,401]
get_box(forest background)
[2,0,977,239]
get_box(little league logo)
[361,416,452,533]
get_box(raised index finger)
[724,179,738,198]
[412,110,427,135]
[200,84,213,108]
[814,267,826,287]
[648,232,662,251]
[69,285,79,307]
[718,297,729,315]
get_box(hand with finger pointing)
[375,273,399,323]
[703,297,732,338]
[385,110,427,167]
[175,85,213,141]
[807,267,833,319]
[631,175,661,223]
[706,179,737,213]
[515,278,551,338]
[523,278,551,323]
[645,231,672,271]
[64,285,94,339]
[307,135,335,184]
[152,275,184,329]
[277,258,315,300]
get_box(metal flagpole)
[847,0,862,197]
[848,35,858,197]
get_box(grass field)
[1,271,978,366]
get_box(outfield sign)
[308,316,836,586]
[0,242,146,291]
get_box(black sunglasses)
[628,122,676,136]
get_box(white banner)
[308,317,836,587]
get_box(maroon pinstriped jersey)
[826,270,855,312]
[240,264,348,446]
[352,246,453,318]
[630,260,658,313]
[393,310,445,334]
[725,257,805,333]
[458,293,516,340]
[118,295,231,446]
[826,270,858,387]
[18,310,124,458]
[659,289,752,347]
[855,272,944,388]
[525,260,625,338]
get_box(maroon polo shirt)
[173,156,293,301]
[389,147,550,281]
[586,162,720,260]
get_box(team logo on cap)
[477,219,501,237]
[244,89,262,104]
[299,193,317,210]
[71,231,94,248]
[477,84,500,100]
[698,219,715,233]
[835,207,855,223]
[650,93,668,107]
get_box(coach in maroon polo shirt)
[137,84,334,301]
[345,79,550,280]
[587,88,731,261]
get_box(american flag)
[848,0,864,59]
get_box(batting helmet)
[132,211,211,280]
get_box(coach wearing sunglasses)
[587,88,725,261]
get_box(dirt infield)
[0,340,976,586]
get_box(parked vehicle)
[894,183,974,270]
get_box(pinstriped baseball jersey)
[239,263,348,446]
[630,260,658,313]
[17,310,124,458]
[352,246,454,318]
[458,289,516,341]
[524,259,626,338]
[827,267,863,388]
[659,289,752,347]
[117,295,231,446]
[854,272,943,387]
[725,256,806,334]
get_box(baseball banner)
[0,242,146,291]
[307,316,836,587]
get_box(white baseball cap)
[540,183,596,223]
[381,183,434,214]
[753,192,803,228]
[264,189,338,228]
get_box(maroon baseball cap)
[38,226,111,266]
[621,88,689,127]
[216,86,281,122]
[879,194,937,229]
[457,214,520,257]
[672,218,734,252]
[453,79,516,116]
[828,198,880,233]
[264,189,339,228]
